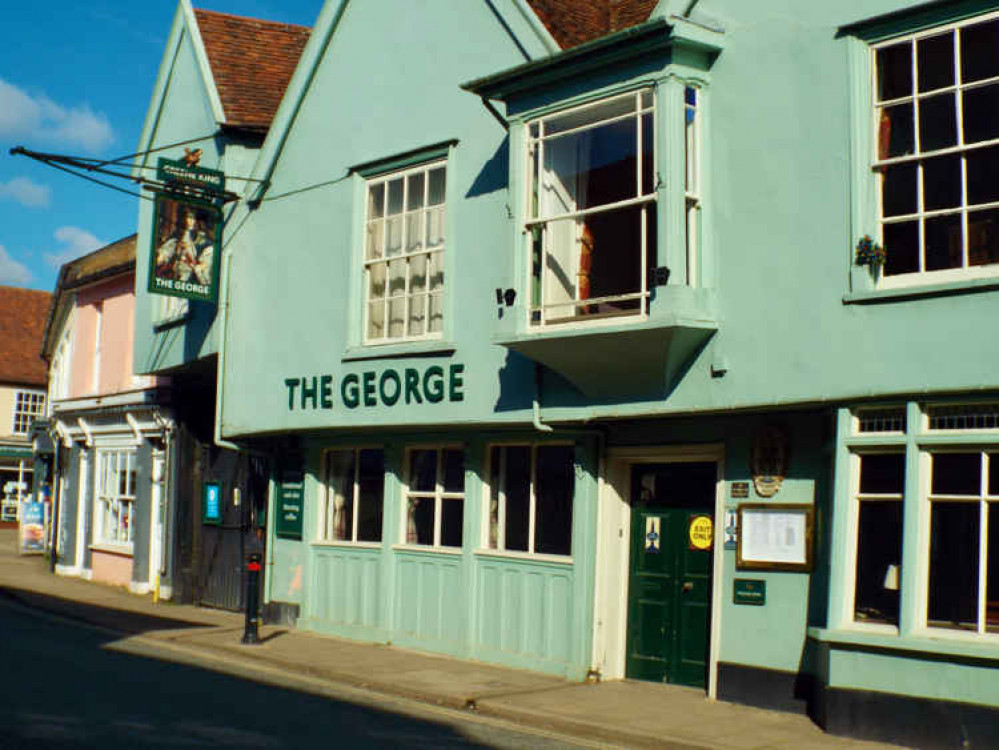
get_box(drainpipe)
[532,363,554,433]
[214,243,239,451]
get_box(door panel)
[626,462,715,688]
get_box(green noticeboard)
[733,579,766,606]
[275,471,304,540]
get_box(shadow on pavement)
[0,594,517,750]
[0,586,216,636]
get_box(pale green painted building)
[134,1,999,746]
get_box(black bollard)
[241,553,262,645]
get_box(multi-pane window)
[873,15,999,280]
[927,451,998,634]
[404,447,464,548]
[12,391,45,435]
[320,448,385,543]
[853,453,904,625]
[526,89,656,326]
[95,450,137,547]
[364,162,446,342]
[487,444,574,556]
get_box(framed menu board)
[736,503,813,572]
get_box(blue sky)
[0,0,321,292]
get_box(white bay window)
[526,89,656,326]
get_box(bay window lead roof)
[193,9,311,132]
[526,0,658,49]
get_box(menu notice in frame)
[736,503,813,572]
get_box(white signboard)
[737,504,813,571]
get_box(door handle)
[682,581,694,593]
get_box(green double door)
[626,462,716,688]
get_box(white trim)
[595,443,725,698]
[54,563,82,578]
[181,0,227,125]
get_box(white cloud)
[0,78,113,154]
[0,244,32,286]
[0,177,51,208]
[43,226,105,269]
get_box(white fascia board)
[182,0,227,125]
[131,3,187,179]
[245,0,350,203]
[508,0,561,55]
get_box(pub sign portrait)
[148,193,222,303]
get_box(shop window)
[404,447,464,548]
[363,161,446,343]
[872,14,999,284]
[12,390,45,435]
[320,448,385,543]
[526,89,657,326]
[927,451,998,633]
[853,453,904,625]
[487,444,574,556]
[94,450,136,548]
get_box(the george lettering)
[301,376,318,410]
[285,378,300,410]
[320,375,334,409]
[379,369,401,406]
[342,373,360,409]
[285,364,467,410]
[424,366,444,403]
[405,368,422,404]
[362,371,377,407]
[449,363,465,402]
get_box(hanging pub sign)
[148,155,225,303]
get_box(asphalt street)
[0,596,605,750]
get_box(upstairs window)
[874,15,999,282]
[12,391,45,435]
[364,162,446,343]
[526,90,656,326]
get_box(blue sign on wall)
[203,482,222,525]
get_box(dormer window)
[526,90,656,327]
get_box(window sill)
[390,544,462,556]
[311,540,382,550]
[473,548,573,565]
[807,626,999,662]
[844,276,999,305]
[89,543,134,557]
[342,340,456,363]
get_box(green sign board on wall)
[275,471,304,540]
[733,579,766,606]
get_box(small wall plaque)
[731,481,749,499]
[734,579,766,606]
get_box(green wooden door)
[626,462,715,688]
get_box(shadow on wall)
[465,135,509,200]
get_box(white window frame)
[524,88,657,328]
[318,446,384,545]
[838,402,999,641]
[923,447,998,635]
[93,448,137,550]
[685,85,702,287]
[400,445,464,549]
[12,390,46,435]
[871,12,999,288]
[483,442,575,558]
[362,160,447,345]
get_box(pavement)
[0,530,902,750]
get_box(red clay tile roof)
[526,0,658,49]
[193,8,311,131]
[0,286,51,387]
